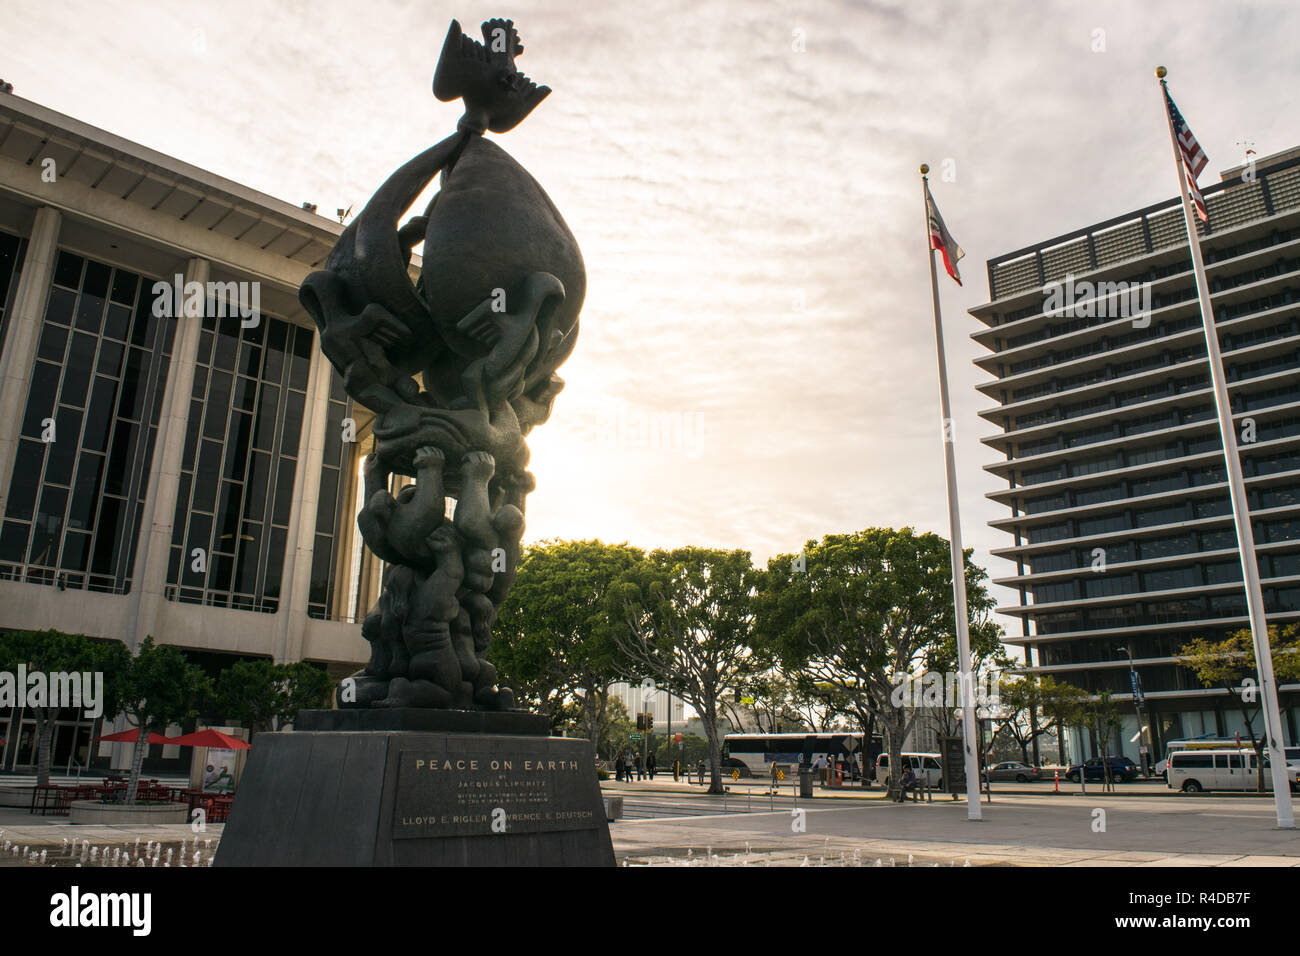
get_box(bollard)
[1054,769,1059,793]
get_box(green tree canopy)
[492,539,644,748]
[755,527,1002,798]
[117,637,211,804]
[1179,623,1300,790]
[0,630,128,786]
[607,546,761,794]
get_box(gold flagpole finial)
[919,163,930,176]
[1155,65,1167,79]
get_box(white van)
[1155,739,1251,776]
[874,752,943,789]
[1166,749,1299,793]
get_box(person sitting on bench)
[898,765,918,802]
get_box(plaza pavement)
[605,784,1300,866]
[2,784,1297,866]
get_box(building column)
[330,427,362,621]
[124,258,208,654]
[0,206,61,516]
[278,338,331,663]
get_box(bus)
[722,732,883,779]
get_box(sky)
[5,0,1299,646]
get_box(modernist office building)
[0,94,380,773]
[972,146,1300,763]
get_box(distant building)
[0,95,382,774]
[608,681,686,731]
[972,146,1300,764]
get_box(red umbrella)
[93,729,171,744]
[166,729,250,750]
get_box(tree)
[116,637,211,804]
[727,671,826,734]
[756,527,1002,800]
[654,732,710,770]
[1179,624,1300,791]
[0,630,128,786]
[1035,677,1089,764]
[607,547,760,794]
[996,675,1086,765]
[273,661,333,729]
[215,660,279,736]
[1085,690,1123,790]
[491,540,644,749]
[214,660,332,737]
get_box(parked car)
[1065,756,1139,783]
[982,761,1041,783]
[1167,749,1300,793]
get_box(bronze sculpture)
[299,18,582,711]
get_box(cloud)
[6,0,1297,647]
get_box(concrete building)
[607,681,686,733]
[0,94,380,773]
[972,146,1300,764]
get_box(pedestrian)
[623,751,634,781]
[696,759,706,785]
[614,752,624,782]
[646,751,657,780]
[813,753,828,785]
[635,753,645,781]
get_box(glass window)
[167,313,309,610]
[0,253,171,592]
[5,440,45,521]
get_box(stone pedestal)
[213,710,615,867]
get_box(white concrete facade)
[0,94,378,669]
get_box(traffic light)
[645,713,654,732]
[635,713,645,730]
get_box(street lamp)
[1117,646,1150,775]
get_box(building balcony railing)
[993,539,1299,589]
[979,357,1296,430]
[983,407,1300,482]
[982,355,1299,450]
[974,261,1300,369]
[164,584,279,614]
[306,606,362,624]
[987,435,1299,504]
[989,502,1299,561]
[977,251,1300,358]
[971,231,1300,347]
[976,301,1300,400]
[996,572,1300,618]
[0,563,131,595]
[1000,607,1300,646]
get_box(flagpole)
[1156,66,1294,828]
[922,164,982,820]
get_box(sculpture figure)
[299,17,582,710]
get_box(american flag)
[925,182,965,285]
[1164,87,1209,222]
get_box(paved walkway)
[3,789,1295,867]
[610,792,1300,866]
